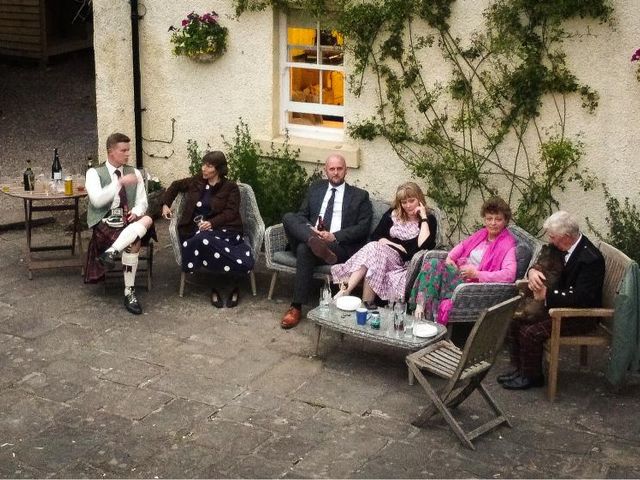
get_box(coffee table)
[306,304,447,384]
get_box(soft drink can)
[64,176,73,195]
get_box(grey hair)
[543,211,580,237]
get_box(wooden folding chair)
[406,295,521,449]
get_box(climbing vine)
[234,0,613,239]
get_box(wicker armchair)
[264,200,447,300]
[168,183,265,297]
[411,224,542,331]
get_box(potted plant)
[145,173,165,219]
[169,11,228,62]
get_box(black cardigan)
[370,208,437,262]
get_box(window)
[280,12,345,141]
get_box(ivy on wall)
[234,0,614,240]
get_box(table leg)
[314,325,322,356]
[23,198,33,280]
[71,197,79,255]
[408,367,415,386]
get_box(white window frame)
[279,14,345,142]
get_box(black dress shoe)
[210,288,224,308]
[98,250,117,270]
[124,288,143,315]
[502,375,545,390]
[496,369,520,384]
[227,287,239,308]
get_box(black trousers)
[283,212,351,305]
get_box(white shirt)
[85,161,148,217]
[318,182,345,233]
[565,233,582,264]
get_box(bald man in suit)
[280,154,373,329]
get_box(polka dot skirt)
[181,228,255,274]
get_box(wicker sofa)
[264,200,447,300]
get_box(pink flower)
[181,19,188,27]
[631,48,640,62]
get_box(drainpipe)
[130,0,143,168]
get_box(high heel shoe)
[210,288,224,308]
[227,287,239,308]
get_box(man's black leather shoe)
[98,250,117,270]
[496,370,520,384]
[124,288,143,315]
[502,375,544,390]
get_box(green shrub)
[587,185,640,265]
[187,138,208,176]
[223,119,320,226]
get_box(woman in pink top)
[409,197,517,325]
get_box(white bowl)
[414,323,438,338]
[335,295,362,311]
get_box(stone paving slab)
[1,220,640,478]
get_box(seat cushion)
[515,242,532,279]
[272,251,332,274]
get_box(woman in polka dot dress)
[162,151,254,308]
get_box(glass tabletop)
[307,304,446,350]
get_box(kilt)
[84,221,157,283]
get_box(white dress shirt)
[318,182,345,233]
[85,161,148,217]
[564,233,582,264]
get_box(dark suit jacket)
[546,235,605,309]
[163,176,243,238]
[299,180,372,255]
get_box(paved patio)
[1,218,640,478]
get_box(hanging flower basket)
[188,52,219,63]
[169,11,228,62]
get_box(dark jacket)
[299,180,372,256]
[163,176,243,238]
[371,208,437,262]
[546,235,605,309]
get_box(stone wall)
[92,0,640,234]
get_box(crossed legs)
[333,266,376,305]
[100,216,153,314]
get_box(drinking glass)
[393,298,406,333]
[75,173,86,192]
[319,283,332,311]
[0,176,12,192]
[404,312,414,337]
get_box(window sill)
[256,136,360,168]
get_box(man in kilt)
[84,132,155,314]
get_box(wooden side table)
[1,183,87,279]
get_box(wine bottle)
[23,159,35,191]
[51,148,62,181]
[317,215,326,231]
[85,155,93,174]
